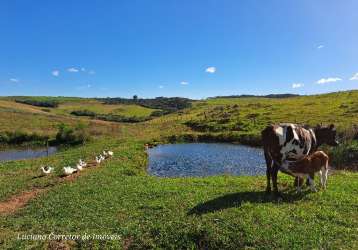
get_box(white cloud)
[205,66,216,74]
[349,73,358,81]
[67,67,79,73]
[88,70,95,75]
[158,85,164,89]
[9,78,19,83]
[52,70,60,77]
[76,84,92,90]
[317,45,324,49]
[316,77,342,85]
[81,67,86,72]
[180,81,189,85]
[292,83,304,88]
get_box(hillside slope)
[0,91,357,248]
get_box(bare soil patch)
[0,162,103,215]
[0,188,47,215]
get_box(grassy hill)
[0,91,357,249]
[185,91,358,137]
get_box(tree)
[133,95,138,101]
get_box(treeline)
[209,94,300,99]
[0,124,89,146]
[15,99,59,108]
[166,132,262,147]
[0,131,49,144]
[70,110,151,123]
[97,97,192,112]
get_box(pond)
[147,143,266,177]
[0,146,58,162]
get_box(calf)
[282,151,329,192]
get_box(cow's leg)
[294,177,304,188]
[306,173,314,187]
[264,151,272,193]
[305,174,313,187]
[271,163,280,194]
[296,176,302,193]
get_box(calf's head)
[315,124,339,146]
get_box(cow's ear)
[329,124,336,130]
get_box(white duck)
[107,150,114,157]
[76,163,84,171]
[63,166,78,176]
[78,159,87,167]
[41,166,53,174]
[96,155,102,164]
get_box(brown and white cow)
[261,123,338,193]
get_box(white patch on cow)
[279,124,305,162]
[292,127,299,141]
[281,142,305,161]
[275,123,299,147]
[309,129,316,149]
[275,126,285,145]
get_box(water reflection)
[147,143,266,177]
[0,147,57,162]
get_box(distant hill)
[209,93,300,99]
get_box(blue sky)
[1,0,357,99]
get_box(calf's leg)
[307,175,317,192]
[321,168,328,189]
[319,170,324,187]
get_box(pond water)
[147,143,266,177]
[0,146,57,162]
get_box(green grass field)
[186,91,358,136]
[53,100,157,117]
[0,91,357,249]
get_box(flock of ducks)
[40,150,114,177]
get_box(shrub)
[338,125,358,141]
[150,110,170,117]
[330,140,358,168]
[70,110,151,123]
[238,133,262,147]
[96,114,151,123]
[0,131,48,144]
[55,123,90,145]
[70,110,96,117]
[167,134,198,143]
[15,99,59,108]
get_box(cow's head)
[315,124,339,146]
